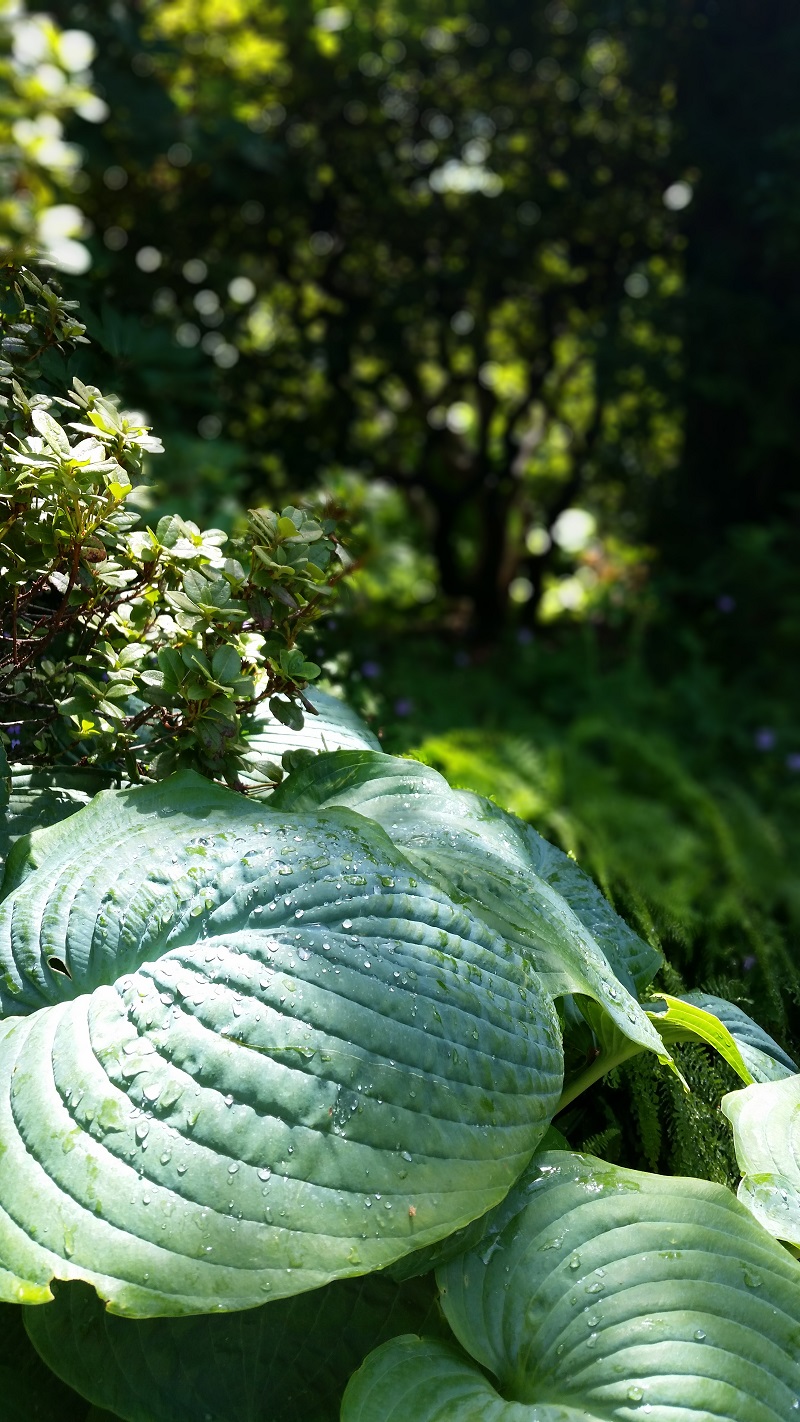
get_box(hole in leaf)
[47,956,72,979]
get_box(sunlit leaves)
[0,771,563,1314]
[0,2,100,265]
[1,264,347,785]
[344,1150,800,1422]
[723,1074,800,1249]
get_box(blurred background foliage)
[1,0,799,1161]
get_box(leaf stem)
[555,1041,641,1114]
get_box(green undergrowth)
[331,629,800,1189]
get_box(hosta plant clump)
[1,267,799,1420]
[0,697,797,1420]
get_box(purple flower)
[742,955,757,973]
[360,660,381,679]
[716,594,736,613]
[4,722,21,750]
[754,727,776,751]
[394,697,414,717]
[786,753,800,773]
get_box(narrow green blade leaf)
[723,1074,800,1247]
[273,751,670,1068]
[647,993,755,1083]
[25,1273,441,1422]
[0,773,562,1315]
[681,992,797,1083]
[345,1151,800,1422]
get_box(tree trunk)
[471,478,513,639]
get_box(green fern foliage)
[411,721,799,1187]
[412,723,800,1044]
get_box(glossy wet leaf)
[386,1127,570,1286]
[272,750,669,1067]
[0,771,562,1316]
[680,992,797,1083]
[723,1073,800,1248]
[343,1151,800,1422]
[25,1273,442,1422]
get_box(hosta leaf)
[646,993,755,1082]
[0,772,562,1316]
[0,765,117,888]
[386,1128,571,1286]
[681,992,797,1083]
[343,1336,537,1422]
[0,1301,91,1420]
[510,817,662,995]
[242,689,379,780]
[272,751,669,1067]
[25,1273,442,1422]
[722,1074,800,1248]
[559,992,765,1110]
[343,1151,800,1422]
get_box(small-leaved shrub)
[1,262,344,798]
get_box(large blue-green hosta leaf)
[25,1273,441,1422]
[0,764,117,885]
[271,751,669,1066]
[239,688,380,789]
[343,1151,800,1422]
[0,1301,91,1420]
[0,772,562,1316]
[723,1074,800,1249]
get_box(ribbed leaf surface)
[0,773,562,1316]
[0,765,116,886]
[243,688,380,774]
[343,1151,800,1422]
[723,1074,800,1248]
[272,751,668,1064]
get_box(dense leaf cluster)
[0,700,797,1420]
[1,262,344,784]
